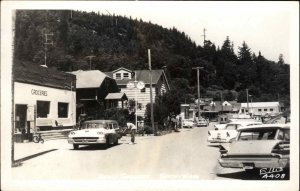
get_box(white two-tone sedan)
[219,124,290,170]
[207,121,262,143]
[68,120,121,149]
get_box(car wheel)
[106,138,110,148]
[73,144,79,150]
[114,139,119,145]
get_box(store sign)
[31,89,48,96]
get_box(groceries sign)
[31,89,48,96]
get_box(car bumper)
[219,155,289,169]
[207,137,230,143]
[68,137,106,145]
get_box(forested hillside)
[14,10,290,106]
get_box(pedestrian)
[126,122,137,144]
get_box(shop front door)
[15,104,27,141]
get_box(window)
[226,124,236,130]
[116,73,121,80]
[270,108,273,112]
[241,109,245,113]
[123,73,129,79]
[258,109,262,112]
[37,101,50,118]
[140,88,146,93]
[264,109,267,111]
[58,102,68,118]
[238,129,278,141]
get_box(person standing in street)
[126,122,137,144]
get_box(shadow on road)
[71,144,121,151]
[207,144,220,148]
[217,169,290,180]
[13,149,58,167]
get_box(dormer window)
[116,73,121,80]
[123,73,129,79]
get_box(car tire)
[73,144,79,150]
[106,138,110,148]
[114,139,118,145]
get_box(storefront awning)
[105,93,128,100]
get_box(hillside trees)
[14,10,290,108]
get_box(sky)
[2,1,299,64]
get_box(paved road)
[12,123,283,181]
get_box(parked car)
[68,120,121,149]
[182,119,195,128]
[218,124,290,170]
[214,118,261,130]
[207,121,262,143]
[197,118,209,127]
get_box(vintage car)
[218,124,290,170]
[214,118,261,130]
[68,120,121,149]
[207,121,262,143]
[197,118,209,127]
[182,119,195,128]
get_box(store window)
[58,102,69,118]
[37,101,50,118]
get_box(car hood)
[227,140,280,155]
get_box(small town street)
[12,122,262,181]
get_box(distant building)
[105,67,170,117]
[70,70,127,120]
[239,102,281,116]
[13,61,76,141]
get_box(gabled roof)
[105,92,128,100]
[106,69,170,90]
[69,70,111,89]
[111,67,133,73]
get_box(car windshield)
[82,123,105,129]
[238,128,278,141]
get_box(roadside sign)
[136,81,145,90]
[126,81,135,89]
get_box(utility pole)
[220,91,223,113]
[86,55,95,70]
[201,28,207,46]
[42,32,53,67]
[192,67,204,120]
[148,49,155,134]
[246,89,249,113]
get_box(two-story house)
[70,70,127,120]
[105,67,170,117]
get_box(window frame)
[58,102,69,118]
[37,100,50,118]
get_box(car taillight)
[219,145,228,154]
[272,142,290,155]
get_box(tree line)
[14,10,290,112]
